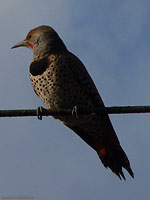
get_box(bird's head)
[11,25,67,59]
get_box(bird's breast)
[29,54,93,110]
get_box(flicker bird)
[12,25,134,180]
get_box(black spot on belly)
[30,57,50,76]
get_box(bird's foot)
[36,106,45,120]
[72,105,78,118]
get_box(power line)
[0,105,150,119]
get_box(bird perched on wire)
[12,25,134,180]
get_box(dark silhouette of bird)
[12,25,134,180]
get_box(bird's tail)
[97,145,134,180]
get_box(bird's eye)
[28,34,32,39]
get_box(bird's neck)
[32,37,68,61]
[32,52,50,62]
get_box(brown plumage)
[12,25,134,180]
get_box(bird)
[11,25,134,180]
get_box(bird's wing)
[65,52,105,107]
[64,51,119,142]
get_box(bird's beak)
[11,39,27,49]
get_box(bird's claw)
[36,106,44,120]
[72,105,78,118]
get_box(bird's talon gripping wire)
[36,106,44,120]
[72,105,78,118]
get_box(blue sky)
[0,0,150,199]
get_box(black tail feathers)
[98,146,134,180]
